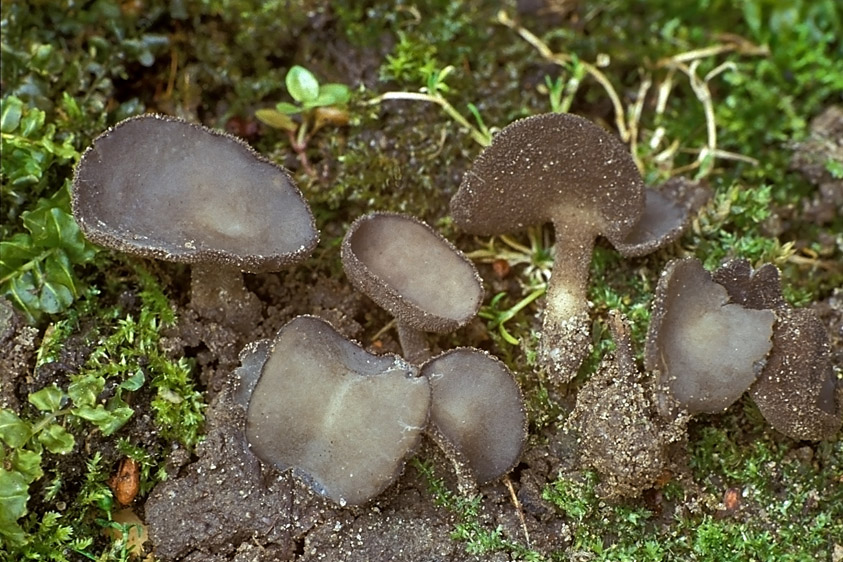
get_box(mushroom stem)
[397,322,432,365]
[190,263,262,334]
[540,224,596,384]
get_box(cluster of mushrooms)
[72,112,841,505]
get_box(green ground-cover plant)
[1,263,203,558]
[1,96,98,323]
[256,65,351,174]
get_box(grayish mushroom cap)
[242,315,431,506]
[614,177,712,257]
[420,348,526,485]
[713,259,841,440]
[341,212,483,333]
[645,258,775,414]
[72,114,318,273]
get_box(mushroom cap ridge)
[72,113,318,273]
[450,112,645,244]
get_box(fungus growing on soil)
[450,112,646,383]
[567,312,686,498]
[613,177,712,257]
[237,315,430,506]
[341,212,483,363]
[713,259,842,440]
[72,114,318,330]
[419,348,527,486]
[645,258,775,415]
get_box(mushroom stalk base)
[397,322,432,365]
[190,264,262,334]
[539,226,596,384]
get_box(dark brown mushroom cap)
[713,259,841,440]
[243,315,431,506]
[614,177,712,257]
[645,258,775,414]
[711,259,786,310]
[72,114,318,273]
[749,308,841,440]
[341,212,483,333]
[450,112,645,244]
[420,348,526,485]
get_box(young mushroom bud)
[567,311,687,498]
[713,259,841,440]
[645,258,775,415]
[341,212,483,363]
[239,315,431,506]
[450,113,645,383]
[72,114,319,331]
[419,348,527,487]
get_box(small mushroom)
[713,259,841,440]
[239,315,430,506]
[420,348,526,487]
[450,113,645,383]
[614,177,712,257]
[645,257,775,415]
[72,114,318,331]
[567,311,687,498]
[341,212,483,363]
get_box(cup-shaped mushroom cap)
[72,114,318,273]
[450,112,644,244]
[749,308,841,440]
[645,258,776,414]
[420,348,526,484]
[614,177,712,257]
[243,315,431,506]
[712,259,841,440]
[341,212,484,333]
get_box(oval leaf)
[286,65,320,103]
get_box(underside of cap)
[72,114,318,272]
[450,112,645,243]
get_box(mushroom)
[419,348,526,487]
[713,259,841,440]
[613,177,712,257]
[72,114,318,331]
[567,311,687,498]
[645,257,776,415]
[450,113,646,383]
[341,212,483,363]
[238,315,431,506]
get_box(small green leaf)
[11,448,43,484]
[316,83,351,106]
[286,65,320,103]
[37,423,74,454]
[120,369,146,392]
[1,96,23,133]
[0,409,31,448]
[38,276,74,314]
[273,102,303,115]
[29,385,66,413]
[20,107,46,137]
[256,108,298,131]
[68,374,105,408]
[0,468,30,525]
